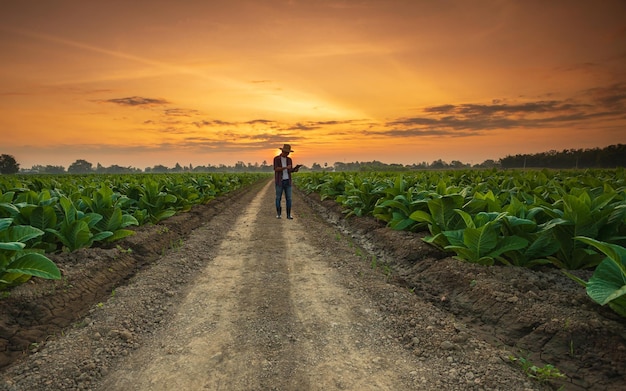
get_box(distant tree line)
[12,159,277,174]
[2,144,623,175]
[500,144,625,169]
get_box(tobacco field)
[295,168,626,318]
[0,169,624,390]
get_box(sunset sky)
[1,0,625,170]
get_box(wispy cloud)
[288,122,319,131]
[245,119,275,125]
[98,83,626,148]
[164,108,199,117]
[104,96,169,106]
[584,83,626,110]
[381,84,626,138]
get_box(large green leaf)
[422,232,449,250]
[0,242,25,251]
[5,225,45,243]
[0,191,15,203]
[442,229,464,247]
[59,196,77,225]
[29,205,58,230]
[153,209,177,223]
[96,208,123,232]
[0,203,20,218]
[443,210,529,265]
[67,220,93,250]
[107,229,136,242]
[429,195,465,230]
[85,212,104,228]
[524,230,561,260]
[0,217,12,230]
[389,212,417,231]
[409,210,434,225]
[463,225,498,257]
[576,236,626,274]
[92,231,114,242]
[491,236,529,258]
[574,237,626,315]
[120,214,139,228]
[49,220,92,251]
[586,259,626,305]
[4,252,61,280]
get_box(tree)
[430,159,447,169]
[151,164,169,173]
[477,159,499,169]
[33,164,66,174]
[67,159,93,174]
[449,160,467,169]
[0,154,20,174]
[44,165,66,174]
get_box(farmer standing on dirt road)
[274,143,301,219]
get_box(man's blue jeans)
[275,179,292,214]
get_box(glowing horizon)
[1,0,625,170]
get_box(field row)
[2,169,625,317]
[294,169,626,317]
[0,173,269,290]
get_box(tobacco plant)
[543,192,624,269]
[336,175,386,217]
[567,237,626,317]
[0,218,60,290]
[409,194,465,249]
[47,196,113,251]
[442,211,529,266]
[76,185,138,241]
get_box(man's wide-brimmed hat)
[280,144,294,153]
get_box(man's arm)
[273,156,284,172]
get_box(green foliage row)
[295,168,626,316]
[0,172,268,290]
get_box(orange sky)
[1,0,625,170]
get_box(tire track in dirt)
[97,180,424,390]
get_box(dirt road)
[99,181,426,390]
[1,179,546,390]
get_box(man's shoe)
[276,215,281,219]
[287,215,293,220]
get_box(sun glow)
[0,1,624,169]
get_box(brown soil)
[0,179,624,390]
